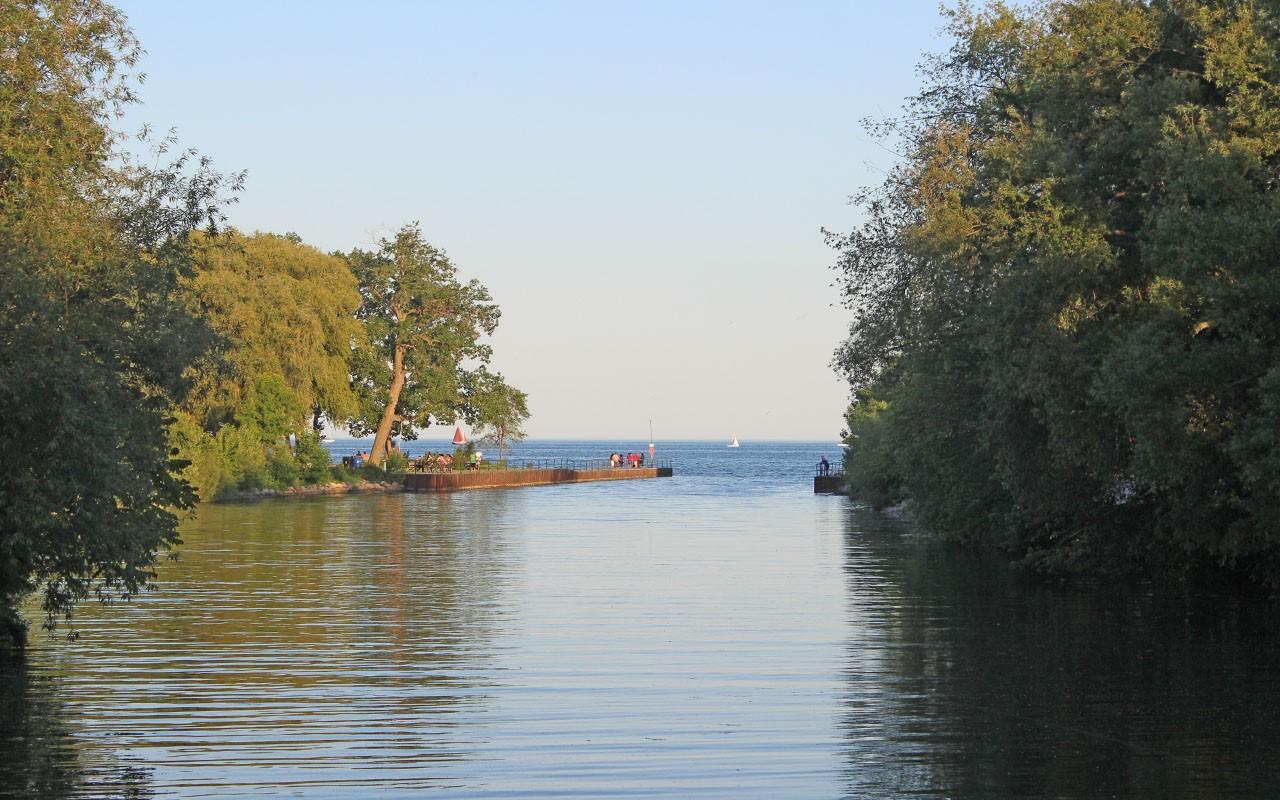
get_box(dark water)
[4,441,1280,798]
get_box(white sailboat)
[728,434,740,448]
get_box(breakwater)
[404,465,673,493]
[813,474,847,495]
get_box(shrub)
[294,431,333,484]
[265,445,299,488]
[384,450,410,473]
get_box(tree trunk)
[369,344,406,466]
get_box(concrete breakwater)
[813,474,848,495]
[404,465,673,493]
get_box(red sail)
[452,426,467,445]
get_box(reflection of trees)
[839,505,1280,798]
[0,656,153,799]
[11,490,523,795]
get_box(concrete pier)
[404,465,673,493]
[814,474,847,495]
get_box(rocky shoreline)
[215,480,405,503]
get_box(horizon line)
[322,435,843,443]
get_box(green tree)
[347,223,524,465]
[467,368,531,459]
[170,231,359,500]
[179,230,361,432]
[832,0,1280,582]
[0,0,235,645]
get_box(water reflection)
[839,504,1280,798]
[12,446,1280,798]
[0,656,155,800]
[10,491,520,797]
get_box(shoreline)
[214,480,404,503]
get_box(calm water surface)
[4,441,1280,798]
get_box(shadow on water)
[839,504,1280,799]
[10,490,523,798]
[0,656,154,800]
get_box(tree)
[0,0,235,646]
[466,368,531,459]
[178,230,361,430]
[347,223,524,466]
[165,231,362,499]
[832,0,1280,583]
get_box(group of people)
[609,451,646,468]
[342,450,372,469]
[410,451,483,472]
[342,440,402,470]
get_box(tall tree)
[0,0,234,646]
[347,223,523,465]
[833,0,1280,583]
[179,230,361,431]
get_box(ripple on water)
[5,442,1280,798]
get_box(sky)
[114,1,946,441]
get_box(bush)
[294,431,333,484]
[358,465,401,484]
[330,465,361,484]
[265,445,299,488]
[842,389,904,509]
[384,450,409,473]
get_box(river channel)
[4,441,1280,798]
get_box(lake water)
[4,441,1280,798]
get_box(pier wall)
[404,467,667,493]
[813,475,848,495]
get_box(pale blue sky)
[116,1,945,440]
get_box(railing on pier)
[813,463,846,495]
[403,457,675,492]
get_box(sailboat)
[728,434,740,448]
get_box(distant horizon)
[323,434,842,444]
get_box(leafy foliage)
[0,0,235,645]
[179,231,360,430]
[168,232,362,499]
[467,368,531,458]
[833,0,1280,583]
[346,223,525,464]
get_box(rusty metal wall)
[403,467,664,493]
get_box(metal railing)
[814,464,844,478]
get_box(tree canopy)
[179,230,361,431]
[834,0,1280,584]
[0,1,532,646]
[347,223,523,465]
[467,368,531,459]
[0,0,235,645]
